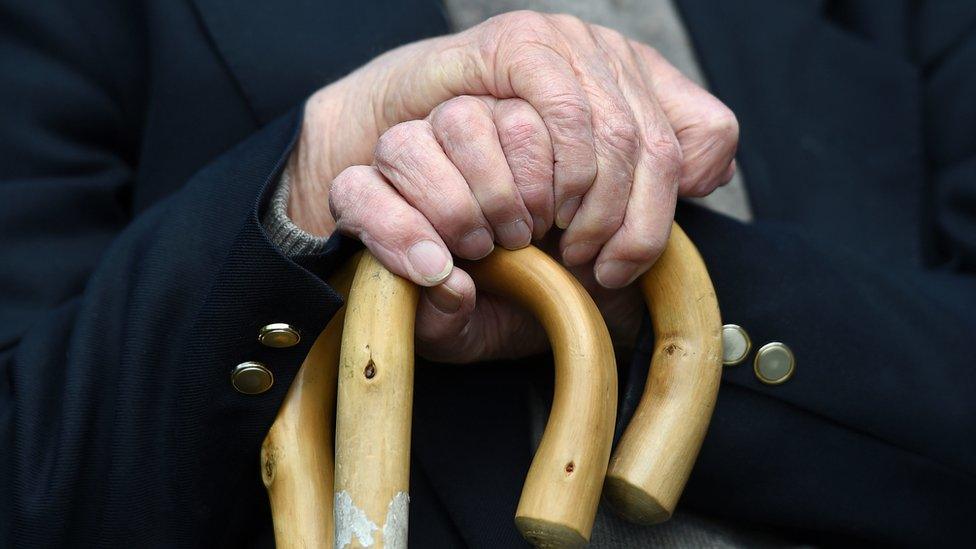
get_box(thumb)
[416,275,548,363]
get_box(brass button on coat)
[721,324,752,366]
[258,323,301,348]
[232,361,274,394]
[754,342,795,385]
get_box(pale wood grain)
[260,256,358,549]
[605,223,723,524]
[265,221,720,547]
[333,252,420,548]
[465,246,617,547]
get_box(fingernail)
[595,260,640,288]
[496,219,532,249]
[532,216,548,240]
[555,197,581,229]
[407,240,452,284]
[562,241,600,267]
[428,282,464,314]
[457,227,494,259]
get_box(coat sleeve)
[0,2,351,547]
[644,9,976,541]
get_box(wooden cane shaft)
[265,223,720,545]
[333,252,419,548]
[261,257,358,549]
[605,223,722,524]
[465,246,617,547]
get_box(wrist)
[287,81,379,237]
[282,152,334,238]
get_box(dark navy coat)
[1,0,974,546]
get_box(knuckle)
[496,108,550,163]
[374,120,432,167]
[499,116,542,151]
[546,91,592,132]
[329,166,372,207]
[706,106,740,149]
[432,96,492,139]
[644,134,683,180]
[596,116,641,159]
[511,155,554,196]
[329,166,380,226]
[677,106,738,197]
[618,230,666,265]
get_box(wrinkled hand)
[325,93,723,362]
[286,11,739,362]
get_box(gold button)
[754,342,795,385]
[258,323,301,348]
[232,361,274,394]
[721,324,752,366]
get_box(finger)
[373,120,495,260]
[632,41,739,197]
[415,267,477,347]
[477,12,597,225]
[590,108,680,289]
[589,30,683,288]
[594,162,677,290]
[417,285,549,363]
[491,98,555,240]
[329,165,453,286]
[557,24,641,267]
[429,96,532,249]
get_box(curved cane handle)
[262,222,721,548]
[605,222,722,524]
[332,247,617,548]
[464,246,617,547]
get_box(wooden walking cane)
[261,222,721,548]
[604,222,722,525]
[330,246,618,548]
[260,256,359,548]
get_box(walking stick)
[604,223,722,524]
[261,222,721,548]
[260,256,358,548]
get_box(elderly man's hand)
[290,12,737,278]
[329,95,652,361]
[285,11,738,361]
